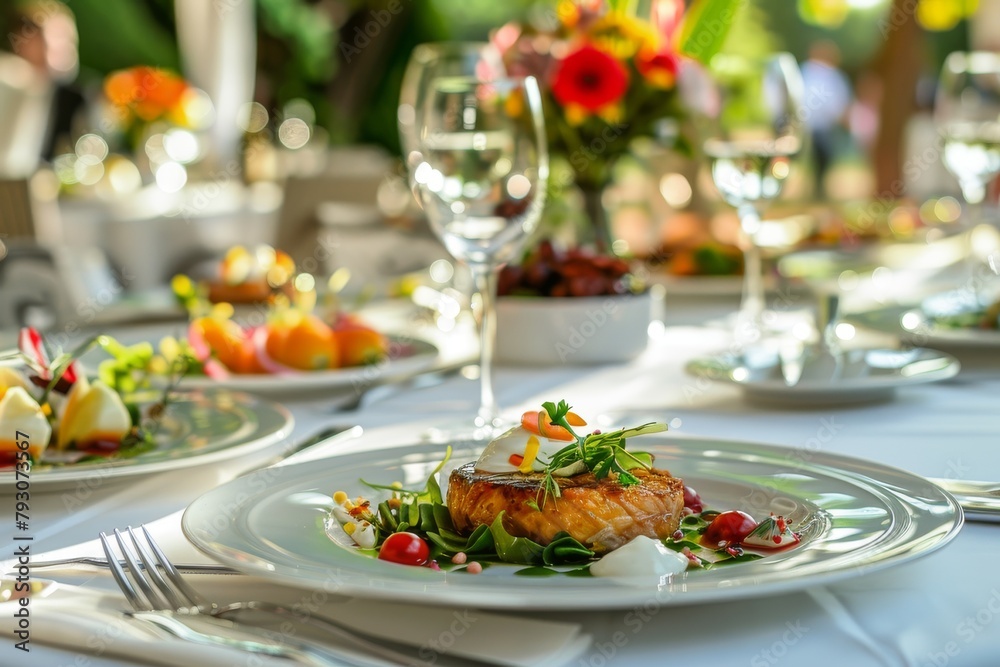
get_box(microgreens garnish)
[538,400,667,505]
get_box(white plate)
[685,346,960,405]
[902,309,1000,348]
[2,390,292,492]
[852,306,1000,349]
[176,337,439,394]
[182,436,962,610]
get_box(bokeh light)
[155,162,188,192]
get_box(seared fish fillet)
[447,463,684,553]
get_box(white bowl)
[495,291,653,365]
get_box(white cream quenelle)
[589,536,689,578]
[0,387,52,460]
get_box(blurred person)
[800,40,852,192]
[848,71,882,152]
[4,1,81,159]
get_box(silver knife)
[928,477,1000,522]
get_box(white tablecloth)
[6,312,1000,667]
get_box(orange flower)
[551,44,630,114]
[637,48,679,89]
[103,67,188,122]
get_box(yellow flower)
[557,0,581,28]
[564,103,590,126]
[587,12,659,59]
[504,88,525,118]
[597,103,624,125]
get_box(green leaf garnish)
[489,512,545,565]
[537,400,668,506]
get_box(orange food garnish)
[334,327,387,368]
[520,409,585,441]
[190,317,247,372]
[266,315,338,371]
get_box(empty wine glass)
[685,54,805,340]
[937,52,1000,211]
[936,51,1000,300]
[398,42,506,180]
[413,76,548,437]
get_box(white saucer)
[685,345,960,406]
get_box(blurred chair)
[0,53,51,179]
[0,242,67,330]
[0,178,35,240]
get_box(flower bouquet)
[493,0,741,252]
[102,67,198,151]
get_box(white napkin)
[0,582,287,667]
[19,512,591,667]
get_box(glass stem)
[469,264,499,429]
[960,194,986,303]
[738,204,765,323]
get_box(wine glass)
[413,76,548,437]
[937,52,1000,211]
[685,54,805,340]
[935,51,1000,301]
[398,42,506,180]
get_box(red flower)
[637,48,680,88]
[551,44,630,112]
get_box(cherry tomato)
[378,532,430,566]
[702,510,757,546]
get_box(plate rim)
[684,347,961,398]
[850,306,1000,349]
[3,389,293,488]
[182,434,963,610]
[899,308,1000,348]
[173,335,439,392]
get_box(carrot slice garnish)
[538,410,576,441]
[565,411,587,427]
[520,409,578,441]
[520,410,542,436]
[508,453,524,466]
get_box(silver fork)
[100,526,413,667]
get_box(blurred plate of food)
[0,328,292,491]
